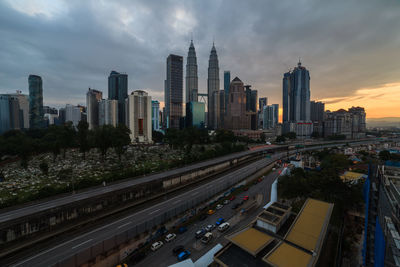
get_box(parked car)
[216,204,223,210]
[165,233,176,242]
[177,250,191,261]
[232,203,240,209]
[207,209,215,215]
[216,218,225,226]
[201,232,213,244]
[172,245,185,256]
[229,196,236,201]
[218,222,230,232]
[178,226,187,234]
[243,196,249,201]
[223,200,229,205]
[205,224,215,232]
[195,229,205,239]
[151,241,163,251]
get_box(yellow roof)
[285,198,332,251]
[264,242,312,267]
[229,227,273,256]
[340,171,363,180]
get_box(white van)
[218,222,230,232]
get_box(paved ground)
[135,168,280,267]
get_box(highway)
[0,146,271,224]
[135,168,280,267]
[10,153,281,267]
[4,139,385,266]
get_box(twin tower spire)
[186,40,220,129]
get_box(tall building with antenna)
[207,43,220,129]
[186,39,198,103]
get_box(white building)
[9,90,29,129]
[99,99,118,127]
[126,90,152,143]
[65,104,81,127]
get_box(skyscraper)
[0,95,11,134]
[126,90,152,143]
[245,85,257,112]
[207,43,220,129]
[86,88,103,130]
[282,61,312,137]
[99,99,118,127]
[28,75,45,129]
[9,91,29,129]
[186,101,205,128]
[152,100,160,131]
[165,54,183,129]
[259,97,267,111]
[224,71,230,113]
[186,40,198,103]
[65,104,82,127]
[272,104,279,125]
[224,77,250,130]
[108,71,128,125]
[310,101,325,122]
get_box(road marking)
[148,209,160,215]
[117,221,132,229]
[71,239,93,249]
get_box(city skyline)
[0,0,400,118]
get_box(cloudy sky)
[1,0,400,118]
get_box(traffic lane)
[136,169,280,267]
[13,157,276,267]
[0,145,272,222]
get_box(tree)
[215,129,236,143]
[94,125,114,160]
[60,122,76,159]
[77,121,90,159]
[39,160,49,175]
[112,124,131,161]
[276,135,286,143]
[311,131,320,138]
[152,130,164,143]
[260,133,266,143]
[379,150,391,161]
[43,126,62,162]
[164,128,181,149]
[285,132,296,140]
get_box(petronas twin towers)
[185,40,220,129]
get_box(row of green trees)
[0,122,131,168]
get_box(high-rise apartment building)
[65,104,81,127]
[323,107,366,139]
[126,90,152,143]
[224,77,250,130]
[272,104,279,125]
[186,40,198,103]
[165,54,183,129]
[28,75,45,129]
[152,100,160,131]
[263,104,279,129]
[224,71,230,113]
[86,88,103,130]
[99,99,118,127]
[207,43,220,129]
[9,91,29,129]
[282,61,312,137]
[108,71,128,125]
[310,101,325,122]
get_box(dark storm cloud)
[0,0,400,108]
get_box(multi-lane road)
[4,139,386,266]
[10,154,282,267]
[135,168,280,267]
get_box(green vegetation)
[278,151,363,224]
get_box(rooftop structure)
[214,198,334,267]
